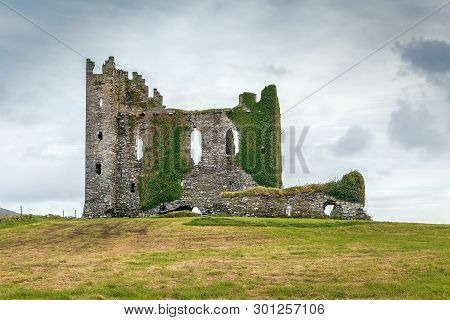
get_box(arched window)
[225,128,235,156]
[190,128,202,165]
[136,138,143,160]
[98,131,103,141]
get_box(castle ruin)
[83,57,370,220]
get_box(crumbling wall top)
[102,56,116,75]
[86,59,95,74]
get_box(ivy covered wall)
[227,85,282,188]
[137,111,191,210]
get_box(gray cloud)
[388,100,449,154]
[331,125,373,156]
[396,38,450,75]
[265,65,289,77]
[395,38,450,96]
[391,38,450,154]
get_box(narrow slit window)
[136,138,144,160]
[95,163,102,175]
[286,205,292,217]
[99,98,103,107]
[130,182,136,193]
[225,128,235,156]
[98,131,103,140]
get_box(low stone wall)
[142,191,371,220]
[216,192,371,220]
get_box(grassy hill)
[0,215,448,299]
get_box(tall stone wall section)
[181,110,258,211]
[84,58,119,216]
[84,57,164,217]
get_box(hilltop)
[0,215,448,299]
[0,207,18,216]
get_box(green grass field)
[0,215,448,299]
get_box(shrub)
[325,171,365,205]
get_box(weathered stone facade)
[84,57,161,217]
[83,57,369,220]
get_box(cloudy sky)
[0,0,449,223]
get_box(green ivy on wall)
[227,85,282,188]
[137,111,191,210]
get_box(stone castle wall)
[179,110,257,212]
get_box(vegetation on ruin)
[138,111,191,210]
[0,215,448,299]
[227,85,282,188]
[124,78,151,109]
[222,171,366,205]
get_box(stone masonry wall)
[142,110,258,214]
[217,192,371,220]
[180,110,258,212]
